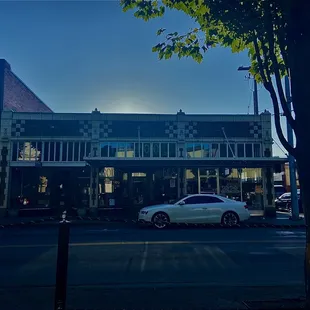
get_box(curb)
[0,216,306,229]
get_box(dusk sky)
[0,1,287,156]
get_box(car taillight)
[244,204,248,209]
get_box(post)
[238,168,243,201]
[197,168,201,194]
[54,212,70,310]
[285,75,299,220]
[253,79,259,115]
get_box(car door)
[201,196,225,223]
[175,196,207,223]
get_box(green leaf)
[156,28,166,36]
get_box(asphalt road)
[0,225,306,309]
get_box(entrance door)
[132,173,147,206]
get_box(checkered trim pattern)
[11,120,25,137]
[0,146,9,207]
[165,122,178,138]
[99,121,112,138]
[79,121,92,138]
[184,121,198,138]
[249,122,262,139]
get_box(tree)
[121,0,310,302]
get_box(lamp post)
[238,66,259,115]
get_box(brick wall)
[0,59,53,113]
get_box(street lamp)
[238,66,259,115]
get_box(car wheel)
[221,211,239,227]
[152,212,170,229]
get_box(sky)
[0,1,288,156]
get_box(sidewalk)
[0,210,306,228]
[0,284,305,310]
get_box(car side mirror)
[179,200,185,206]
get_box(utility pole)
[285,75,299,220]
[238,66,259,115]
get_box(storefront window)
[29,142,37,161]
[245,144,253,158]
[135,143,142,157]
[153,143,160,157]
[80,142,86,160]
[126,143,134,158]
[228,144,235,158]
[117,143,126,158]
[186,168,198,194]
[202,143,210,158]
[186,143,194,158]
[56,142,61,161]
[211,143,219,157]
[11,142,17,161]
[220,143,227,157]
[161,143,168,157]
[100,142,109,157]
[169,143,176,157]
[109,142,117,157]
[143,143,151,158]
[254,143,261,157]
[193,143,202,158]
[237,144,245,157]
[43,142,49,161]
[50,142,55,161]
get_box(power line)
[272,138,288,156]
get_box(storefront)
[0,109,286,217]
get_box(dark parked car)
[275,190,302,213]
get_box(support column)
[198,168,201,194]
[216,168,220,195]
[262,167,276,217]
[89,166,99,216]
[178,168,186,198]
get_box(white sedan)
[138,194,250,229]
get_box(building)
[0,59,53,113]
[0,106,286,217]
[0,58,286,218]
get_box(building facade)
[0,59,53,113]
[0,108,285,217]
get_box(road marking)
[0,239,306,249]
[140,241,148,272]
[204,246,225,269]
[87,229,119,232]
[193,247,209,269]
[212,247,238,269]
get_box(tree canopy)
[121,0,305,157]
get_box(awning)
[84,157,287,169]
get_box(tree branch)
[253,33,297,157]
[264,9,296,131]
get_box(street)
[0,225,306,309]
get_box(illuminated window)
[202,143,210,158]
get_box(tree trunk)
[288,0,310,304]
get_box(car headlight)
[140,210,148,215]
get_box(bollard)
[54,211,70,310]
